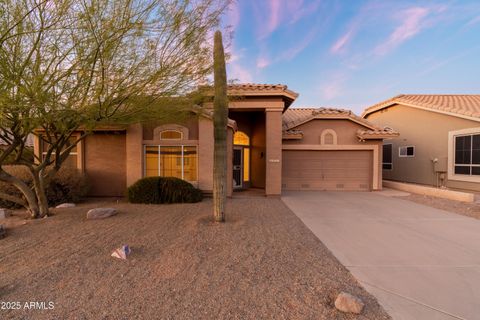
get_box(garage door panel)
[282,150,372,191]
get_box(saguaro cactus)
[212,30,228,222]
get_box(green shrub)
[0,166,89,209]
[127,177,203,204]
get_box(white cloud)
[374,7,430,56]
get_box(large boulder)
[86,208,118,220]
[56,203,76,208]
[334,292,364,314]
[0,225,6,239]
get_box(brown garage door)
[282,150,372,191]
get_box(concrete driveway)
[282,191,480,320]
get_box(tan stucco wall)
[366,104,480,191]
[283,119,383,190]
[198,118,214,192]
[142,118,199,140]
[266,110,283,195]
[283,119,379,146]
[126,124,143,187]
[195,117,233,196]
[84,133,126,197]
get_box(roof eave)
[362,99,480,123]
[357,132,400,140]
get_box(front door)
[233,147,243,188]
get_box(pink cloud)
[319,72,347,101]
[228,63,253,83]
[289,0,322,24]
[328,2,379,55]
[330,29,354,54]
[255,0,282,39]
[374,7,430,56]
[281,24,319,60]
[254,0,321,40]
[225,1,240,31]
[466,15,480,27]
[256,57,270,69]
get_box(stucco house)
[33,83,398,197]
[363,94,480,192]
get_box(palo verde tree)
[0,0,230,218]
[212,30,227,222]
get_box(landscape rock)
[0,208,9,219]
[0,225,6,239]
[111,245,131,260]
[56,203,76,209]
[86,208,118,220]
[334,292,364,314]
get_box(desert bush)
[0,166,89,209]
[127,177,203,204]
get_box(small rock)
[0,225,6,239]
[0,208,10,219]
[111,245,131,260]
[56,203,76,208]
[335,292,364,314]
[86,208,118,220]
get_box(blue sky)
[222,0,480,114]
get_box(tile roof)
[202,83,299,100]
[356,128,399,140]
[228,83,289,91]
[282,108,318,130]
[227,83,299,100]
[283,107,373,130]
[362,94,480,120]
[0,134,34,146]
[283,107,399,139]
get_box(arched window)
[234,131,249,146]
[324,133,334,144]
[153,124,188,141]
[320,129,338,145]
[160,130,183,140]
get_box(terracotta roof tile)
[227,83,289,91]
[356,128,399,139]
[283,107,372,130]
[363,94,480,119]
[283,107,399,139]
[226,83,299,100]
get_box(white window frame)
[40,135,81,169]
[143,145,198,183]
[448,127,480,183]
[382,143,393,171]
[398,146,415,158]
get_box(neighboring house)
[33,83,397,197]
[362,94,480,192]
[0,134,34,149]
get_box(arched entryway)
[233,131,250,189]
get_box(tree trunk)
[0,170,40,218]
[31,168,50,218]
[212,30,228,223]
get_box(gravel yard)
[0,197,389,319]
[396,193,480,220]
